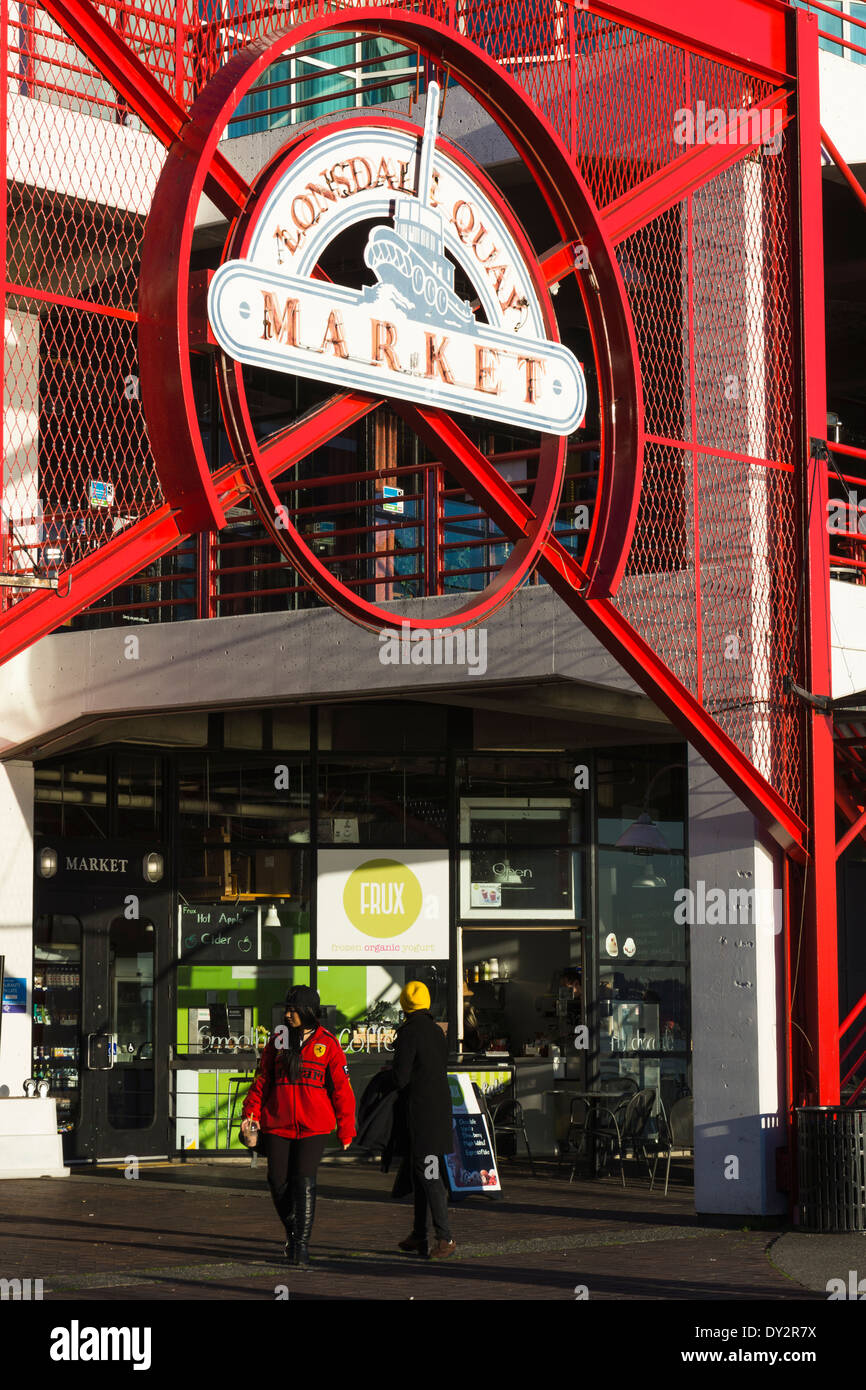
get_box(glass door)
[35,894,170,1160]
[33,914,84,1137]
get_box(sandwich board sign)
[445,1070,501,1195]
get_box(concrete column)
[0,759,34,1095]
[689,748,787,1216]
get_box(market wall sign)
[35,840,166,888]
[317,849,448,960]
[207,87,586,436]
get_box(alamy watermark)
[827,492,866,534]
[674,881,782,933]
[0,1277,43,1300]
[673,101,783,155]
[378,621,487,676]
[827,1270,866,1300]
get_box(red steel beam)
[0,391,373,667]
[602,91,793,245]
[795,9,840,1104]
[580,0,792,82]
[397,402,809,858]
[36,0,248,218]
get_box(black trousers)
[266,1134,327,1226]
[411,1151,452,1243]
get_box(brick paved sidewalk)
[0,1157,816,1301]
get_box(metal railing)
[827,442,866,585]
[793,1,866,63]
[67,443,599,627]
[840,989,866,1104]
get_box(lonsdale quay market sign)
[140,11,643,628]
[208,85,587,435]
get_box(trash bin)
[797,1106,866,1232]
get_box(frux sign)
[208,85,586,435]
[317,849,449,960]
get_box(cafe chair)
[567,1088,629,1181]
[565,1078,637,1179]
[490,1097,537,1177]
[646,1095,694,1195]
[581,1087,656,1187]
[602,1075,639,1096]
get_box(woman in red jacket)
[241,986,356,1267]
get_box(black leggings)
[266,1134,327,1224]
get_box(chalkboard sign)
[178,905,258,961]
[444,1071,501,1194]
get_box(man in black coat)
[392,980,456,1260]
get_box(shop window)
[320,702,448,752]
[273,707,311,749]
[459,755,589,815]
[603,1056,693,1121]
[261,900,311,962]
[596,749,686,851]
[177,755,310,847]
[173,965,310,1152]
[115,754,163,839]
[597,849,686,962]
[178,883,310,964]
[224,711,263,750]
[320,961,449,1039]
[460,799,583,920]
[461,928,582,1059]
[318,756,449,847]
[598,965,690,1057]
[34,757,109,839]
[175,965,311,1060]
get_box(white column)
[689,748,787,1215]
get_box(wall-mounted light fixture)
[143,851,164,884]
[37,847,58,879]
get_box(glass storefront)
[32,709,689,1156]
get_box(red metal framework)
[0,0,849,1107]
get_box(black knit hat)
[284,984,320,1016]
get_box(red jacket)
[242,1026,356,1145]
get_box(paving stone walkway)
[0,1157,819,1302]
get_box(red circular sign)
[139,12,643,629]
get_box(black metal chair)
[490,1097,537,1177]
[565,1076,639,1176]
[568,1087,633,1181]
[583,1087,656,1186]
[647,1095,694,1194]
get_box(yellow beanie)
[400,981,431,1013]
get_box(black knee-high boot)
[282,1190,297,1262]
[292,1175,317,1267]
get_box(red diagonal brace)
[836,798,866,859]
[0,392,372,671]
[400,403,808,858]
[602,91,792,245]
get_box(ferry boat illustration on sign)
[207,84,587,435]
[361,88,474,331]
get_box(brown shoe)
[429,1239,457,1260]
[398,1232,429,1256]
